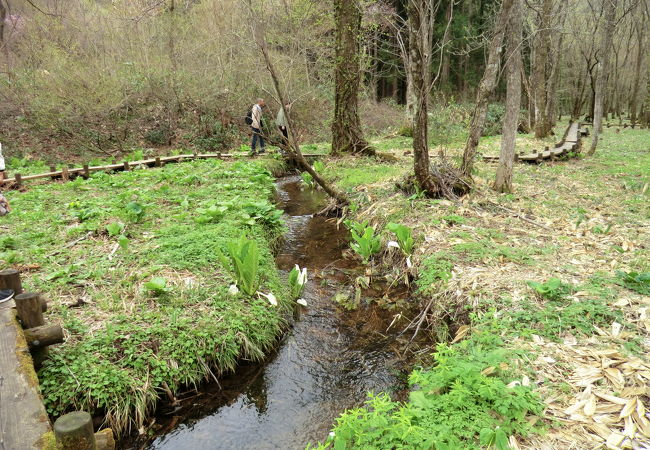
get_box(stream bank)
[129,175,415,449]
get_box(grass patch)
[1,158,290,435]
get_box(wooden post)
[123,161,130,171]
[0,269,46,311]
[83,164,90,179]
[50,165,57,180]
[62,167,69,181]
[14,173,22,188]
[23,324,64,349]
[0,269,23,294]
[14,292,44,329]
[54,411,97,450]
[155,157,162,167]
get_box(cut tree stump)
[14,292,44,329]
[54,411,97,450]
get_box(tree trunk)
[493,0,522,193]
[589,0,617,155]
[331,0,371,155]
[630,18,647,127]
[545,2,567,129]
[408,0,437,194]
[460,0,514,177]
[439,1,452,88]
[533,0,553,138]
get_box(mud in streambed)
[137,176,412,450]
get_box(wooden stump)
[14,173,22,188]
[155,157,162,167]
[83,164,90,179]
[50,165,57,180]
[54,411,97,450]
[95,429,115,450]
[14,292,44,329]
[0,269,46,311]
[0,269,23,294]
[23,324,64,349]
[123,161,130,171]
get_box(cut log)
[54,411,97,450]
[23,324,64,349]
[0,268,23,294]
[14,292,44,329]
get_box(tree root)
[396,161,472,200]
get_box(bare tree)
[493,0,523,193]
[630,2,648,127]
[460,0,515,177]
[331,0,372,156]
[589,0,617,155]
[530,0,553,138]
[407,0,437,193]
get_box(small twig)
[47,232,93,257]
[481,202,553,231]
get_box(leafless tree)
[494,0,523,193]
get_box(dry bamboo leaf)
[635,398,645,417]
[584,395,597,416]
[623,416,636,438]
[565,399,588,415]
[587,422,612,440]
[595,392,628,405]
[632,412,650,437]
[621,386,648,397]
[614,298,630,307]
[620,398,637,419]
[605,431,625,448]
[451,324,470,343]
[481,366,496,376]
[593,414,620,424]
[604,368,625,391]
[595,402,624,414]
[508,435,521,450]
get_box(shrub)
[483,103,506,136]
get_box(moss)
[37,431,57,450]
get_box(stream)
[139,176,409,449]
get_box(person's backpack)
[244,106,253,125]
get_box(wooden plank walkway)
[484,121,584,164]
[0,152,324,190]
[0,299,52,449]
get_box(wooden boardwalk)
[484,121,587,164]
[0,298,52,449]
[0,152,324,190]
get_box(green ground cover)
[1,158,293,434]
[312,125,649,449]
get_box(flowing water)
[139,176,408,450]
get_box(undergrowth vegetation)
[312,317,545,449]
[1,158,290,434]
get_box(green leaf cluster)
[315,324,543,449]
[386,222,414,256]
[218,234,260,295]
[615,270,650,295]
[349,223,381,264]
